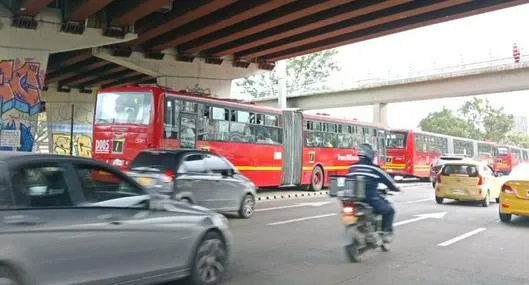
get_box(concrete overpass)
[252,59,529,125]
[0,0,527,155]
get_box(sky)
[232,3,529,130]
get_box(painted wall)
[43,87,96,158]
[0,51,48,152]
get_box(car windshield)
[129,151,179,172]
[386,132,407,149]
[95,91,153,125]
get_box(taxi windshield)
[95,91,153,125]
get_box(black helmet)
[358,143,375,162]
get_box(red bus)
[493,145,523,175]
[92,85,389,190]
[385,129,498,180]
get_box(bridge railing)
[250,49,529,99]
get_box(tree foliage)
[236,49,341,98]
[419,97,527,145]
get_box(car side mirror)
[221,169,234,177]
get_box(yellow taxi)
[434,160,501,207]
[498,163,529,223]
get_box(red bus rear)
[92,85,388,190]
[493,145,521,175]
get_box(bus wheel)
[309,166,324,191]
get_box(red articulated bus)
[385,129,529,179]
[92,85,389,190]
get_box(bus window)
[163,97,178,139]
[494,146,509,156]
[386,132,407,149]
[265,114,278,126]
[252,125,281,145]
[95,91,153,125]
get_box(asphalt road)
[214,182,529,285]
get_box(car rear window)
[129,151,179,171]
[441,164,479,177]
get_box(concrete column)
[373,102,388,125]
[0,48,48,152]
[43,87,96,157]
[276,60,287,109]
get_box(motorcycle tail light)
[343,206,354,214]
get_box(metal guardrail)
[249,49,529,99]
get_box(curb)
[257,190,329,201]
[255,183,429,201]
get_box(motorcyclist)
[347,143,401,243]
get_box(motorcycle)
[330,175,395,262]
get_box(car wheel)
[0,266,20,285]
[495,197,500,203]
[499,212,512,223]
[481,192,490,207]
[238,194,255,219]
[435,196,443,204]
[308,166,324,191]
[189,231,228,285]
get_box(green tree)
[419,107,475,138]
[419,97,515,142]
[459,97,514,142]
[236,49,341,98]
[505,132,529,148]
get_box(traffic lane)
[228,186,433,231]
[221,189,526,284]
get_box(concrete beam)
[0,9,137,53]
[373,103,388,125]
[253,62,529,110]
[92,48,265,79]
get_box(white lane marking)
[437,228,486,247]
[403,198,431,204]
[256,204,305,212]
[267,213,337,226]
[393,212,446,227]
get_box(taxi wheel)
[499,212,512,223]
[481,192,490,207]
[435,197,443,204]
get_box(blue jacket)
[347,157,400,200]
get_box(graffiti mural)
[52,133,92,158]
[0,58,45,151]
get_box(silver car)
[0,152,231,285]
[126,149,257,218]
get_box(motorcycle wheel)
[345,243,362,262]
[380,243,390,252]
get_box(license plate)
[137,177,153,186]
[342,216,358,225]
[452,189,465,195]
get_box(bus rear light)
[162,170,176,183]
[501,184,515,194]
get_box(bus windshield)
[386,132,407,149]
[494,146,509,156]
[95,91,153,125]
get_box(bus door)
[180,113,197,149]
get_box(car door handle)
[98,214,124,225]
[4,215,43,225]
